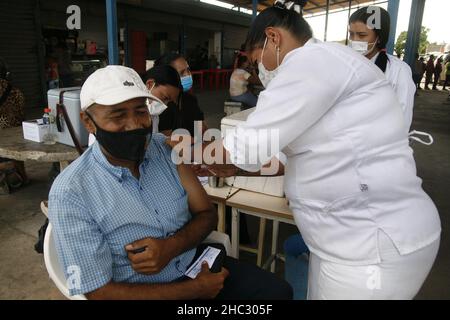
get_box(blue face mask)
[180,75,193,92]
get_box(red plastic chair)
[191,70,205,91]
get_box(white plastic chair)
[203,230,232,255]
[44,223,231,300]
[43,223,86,300]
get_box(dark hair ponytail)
[374,50,389,73]
[349,6,391,73]
[245,0,312,52]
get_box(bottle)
[42,108,50,125]
[42,108,57,145]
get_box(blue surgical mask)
[180,75,193,92]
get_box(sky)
[303,0,450,45]
[201,0,449,49]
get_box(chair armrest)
[203,231,231,256]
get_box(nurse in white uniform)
[188,0,441,299]
[348,6,433,146]
[348,6,416,133]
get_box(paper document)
[184,246,221,279]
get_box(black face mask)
[86,112,152,162]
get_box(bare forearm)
[168,209,217,257]
[86,279,200,300]
[236,164,284,177]
[204,163,285,177]
[198,143,284,177]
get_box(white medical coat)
[371,53,416,132]
[224,39,441,265]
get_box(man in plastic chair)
[48,66,292,300]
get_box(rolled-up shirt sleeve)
[223,45,352,172]
[48,193,113,296]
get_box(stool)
[240,218,267,267]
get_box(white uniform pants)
[307,231,440,300]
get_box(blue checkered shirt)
[48,133,196,296]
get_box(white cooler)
[47,88,89,147]
[221,107,285,197]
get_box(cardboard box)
[22,120,49,143]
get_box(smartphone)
[209,248,226,273]
[129,246,147,254]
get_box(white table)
[203,184,239,233]
[226,189,296,272]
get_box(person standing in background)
[443,57,450,91]
[52,40,73,88]
[425,55,435,90]
[433,57,443,90]
[348,6,416,132]
[413,55,426,90]
[420,57,427,89]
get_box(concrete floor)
[0,87,449,300]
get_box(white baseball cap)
[80,65,159,111]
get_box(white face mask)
[147,84,168,116]
[409,130,434,146]
[348,39,377,56]
[258,37,280,88]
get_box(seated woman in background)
[229,55,261,108]
[0,58,26,195]
[154,53,208,136]
[142,65,182,134]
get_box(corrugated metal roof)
[222,0,377,15]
